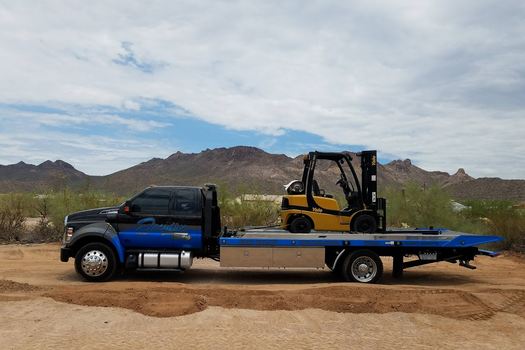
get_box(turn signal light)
[65,227,74,241]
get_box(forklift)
[280,150,386,233]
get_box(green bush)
[462,200,525,250]
[382,183,524,251]
[0,194,26,241]
[0,190,124,242]
[382,183,484,232]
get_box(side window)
[171,188,200,217]
[131,188,171,215]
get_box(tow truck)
[60,184,502,283]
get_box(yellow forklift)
[280,150,386,233]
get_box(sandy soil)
[1,243,525,349]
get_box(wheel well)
[70,236,119,263]
[328,247,383,271]
[287,214,314,230]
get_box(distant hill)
[0,160,88,192]
[1,146,524,201]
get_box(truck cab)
[60,184,221,281]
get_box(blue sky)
[0,1,524,177]
[0,100,364,174]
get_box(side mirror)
[121,201,132,215]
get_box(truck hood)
[66,206,120,223]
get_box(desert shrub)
[30,195,60,241]
[462,200,525,251]
[383,183,463,229]
[2,189,125,242]
[219,186,280,229]
[382,183,487,233]
[0,194,26,241]
[382,184,524,250]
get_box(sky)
[0,1,524,178]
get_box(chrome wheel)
[81,250,108,277]
[351,256,377,283]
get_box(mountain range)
[1,146,524,201]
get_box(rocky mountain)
[0,160,88,192]
[0,146,524,201]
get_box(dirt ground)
[1,244,524,349]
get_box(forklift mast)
[358,150,386,231]
[358,150,377,208]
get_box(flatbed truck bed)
[218,228,502,282]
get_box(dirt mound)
[45,285,525,320]
[46,288,207,317]
[0,279,39,292]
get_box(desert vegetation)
[0,184,523,251]
[383,183,525,250]
[0,190,124,242]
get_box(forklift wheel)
[352,214,377,233]
[289,216,312,233]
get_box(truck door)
[117,187,185,249]
[168,187,203,250]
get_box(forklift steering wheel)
[336,175,350,194]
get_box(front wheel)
[352,214,377,233]
[75,242,117,282]
[342,249,383,283]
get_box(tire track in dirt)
[466,291,525,321]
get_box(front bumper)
[60,247,71,262]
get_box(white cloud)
[0,1,524,178]
[0,123,174,175]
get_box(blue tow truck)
[60,184,502,283]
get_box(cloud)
[0,117,175,175]
[113,41,165,74]
[0,1,524,178]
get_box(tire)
[342,249,383,283]
[352,214,377,233]
[288,216,313,233]
[75,242,117,282]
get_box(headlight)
[64,215,69,226]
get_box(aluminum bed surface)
[220,229,502,248]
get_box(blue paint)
[118,227,203,250]
[219,233,503,249]
[108,234,126,263]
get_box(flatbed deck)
[217,229,502,282]
[220,229,502,249]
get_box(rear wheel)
[75,242,117,282]
[342,249,383,283]
[352,214,377,233]
[288,216,313,233]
